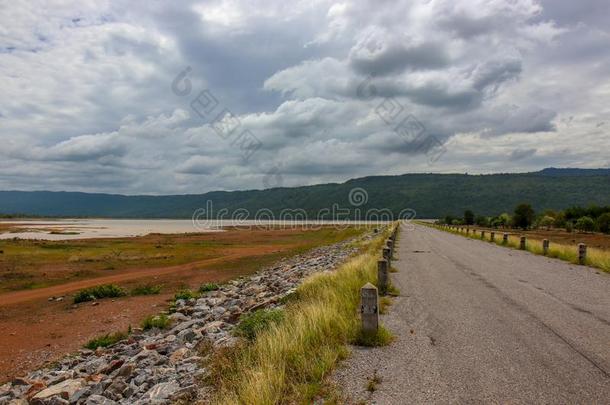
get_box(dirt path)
[334,224,610,403]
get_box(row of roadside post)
[361,224,399,334]
[436,224,588,265]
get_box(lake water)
[0,219,385,240]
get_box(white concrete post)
[377,259,388,295]
[578,243,587,265]
[542,239,549,255]
[382,247,391,261]
[520,236,526,250]
[360,283,379,333]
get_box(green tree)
[596,213,610,234]
[538,215,555,230]
[464,210,475,225]
[444,215,455,225]
[475,215,489,227]
[513,204,535,230]
[498,213,511,228]
[575,216,595,233]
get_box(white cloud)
[1,0,609,195]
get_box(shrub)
[464,210,474,225]
[199,283,220,293]
[234,309,285,341]
[174,289,199,301]
[596,213,610,234]
[84,331,127,350]
[130,284,162,296]
[575,216,595,233]
[141,314,171,330]
[538,215,555,230]
[73,284,126,303]
[513,203,535,229]
[475,216,489,227]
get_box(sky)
[1,0,609,195]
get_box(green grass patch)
[141,314,171,330]
[199,282,220,293]
[234,309,285,341]
[354,326,394,347]
[73,284,126,303]
[84,331,128,350]
[174,289,200,301]
[379,296,392,314]
[130,284,162,296]
[207,224,397,404]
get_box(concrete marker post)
[481,230,485,239]
[503,233,508,244]
[542,239,549,255]
[360,283,379,334]
[520,236,526,250]
[578,243,587,265]
[382,247,391,262]
[490,231,495,242]
[377,259,389,296]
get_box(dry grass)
[207,225,395,404]
[434,224,610,273]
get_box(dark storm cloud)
[349,38,450,76]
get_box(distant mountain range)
[1,168,609,219]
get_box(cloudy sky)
[1,0,609,195]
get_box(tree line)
[439,204,610,234]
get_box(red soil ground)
[0,227,346,383]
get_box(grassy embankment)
[68,227,369,347]
[206,225,395,404]
[430,224,610,273]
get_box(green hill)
[1,168,608,219]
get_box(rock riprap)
[0,233,370,405]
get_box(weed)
[174,289,199,301]
[130,284,162,296]
[73,284,126,303]
[141,314,171,330]
[366,370,382,392]
[379,296,392,314]
[234,309,285,341]
[84,331,127,350]
[354,326,394,347]
[199,283,220,293]
[387,284,400,297]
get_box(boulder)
[31,379,85,402]
[143,381,180,401]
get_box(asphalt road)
[335,224,610,404]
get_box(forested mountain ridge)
[1,168,608,219]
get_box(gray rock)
[85,394,118,405]
[143,381,180,401]
[32,379,85,402]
